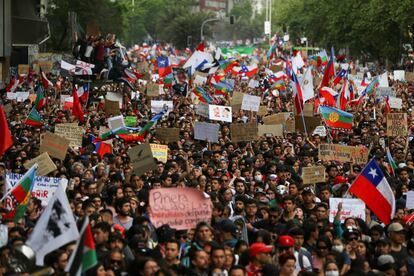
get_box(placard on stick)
[23,152,57,176]
[155,128,180,143]
[301,166,326,184]
[54,123,83,148]
[40,133,70,160]
[128,143,157,176]
[230,123,258,142]
[263,113,289,125]
[387,113,407,136]
[258,124,284,137]
[318,144,369,164]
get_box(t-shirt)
[390,246,408,268]
[113,215,133,230]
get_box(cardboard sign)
[257,106,267,116]
[318,144,370,164]
[147,83,161,97]
[137,61,150,73]
[303,103,314,117]
[406,72,414,83]
[40,132,70,160]
[285,117,295,133]
[376,87,396,98]
[108,115,125,130]
[231,91,244,112]
[195,103,209,118]
[149,188,212,230]
[406,191,414,209]
[125,116,137,127]
[128,143,157,176]
[155,128,180,143]
[329,198,366,223]
[104,99,121,115]
[230,123,258,142]
[23,152,57,176]
[295,116,320,133]
[387,113,407,137]
[151,100,173,114]
[150,144,168,163]
[18,64,29,75]
[301,166,326,184]
[388,97,402,109]
[312,126,327,137]
[248,79,259,88]
[106,92,123,105]
[263,113,290,125]
[194,122,220,142]
[241,94,261,112]
[6,173,68,205]
[54,123,83,148]
[258,124,284,137]
[208,105,232,123]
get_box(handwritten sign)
[195,103,209,118]
[406,72,414,83]
[208,105,232,123]
[258,124,284,137]
[6,92,30,102]
[147,83,161,97]
[263,113,290,125]
[231,91,244,112]
[40,132,70,160]
[151,100,173,114]
[295,116,320,133]
[301,166,326,184]
[194,122,220,142]
[394,70,405,81]
[128,143,157,176]
[150,144,168,163]
[388,97,402,109]
[406,191,414,209]
[376,87,396,98]
[257,106,267,116]
[18,64,29,75]
[241,94,261,112]
[387,113,407,137]
[155,128,180,143]
[23,152,57,176]
[318,144,369,164]
[329,198,366,223]
[149,188,212,230]
[6,173,68,205]
[230,123,258,142]
[54,123,83,148]
[108,115,125,130]
[104,99,121,115]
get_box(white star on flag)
[368,168,378,179]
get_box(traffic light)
[230,15,235,25]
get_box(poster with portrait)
[208,105,232,123]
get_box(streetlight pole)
[200,18,219,42]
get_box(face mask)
[332,245,343,253]
[255,175,262,182]
[325,271,339,276]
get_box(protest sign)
[329,198,366,223]
[262,113,290,125]
[257,106,267,116]
[312,126,327,137]
[285,117,295,133]
[18,64,29,75]
[40,132,70,160]
[241,94,261,112]
[104,99,121,115]
[270,65,284,72]
[388,97,402,109]
[301,166,326,184]
[230,123,258,142]
[155,128,180,143]
[147,83,161,97]
[149,188,212,230]
[376,87,396,98]
[108,115,125,130]
[6,173,68,205]
[54,123,83,148]
[406,72,414,83]
[406,191,414,209]
[295,116,320,133]
[194,122,220,142]
[105,92,123,105]
[393,70,405,81]
[248,79,259,88]
[195,103,209,118]
[23,152,57,176]
[208,105,232,123]
[125,116,137,127]
[258,124,284,137]
[128,143,157,176]
[151,100,173,114]
[6,92,29,102]
[194,74,208,85]
[387,113,407,137]
[231,91,244,112]
[303,103,314,117]
[318,144,370,164]
[150,144,168,163]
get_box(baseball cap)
[249,243,273,257]
[377,254,395,266]
[387,222,405,233]
[302,186,315,195]
[268,174,278,181]
[278,235,294,247]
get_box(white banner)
[329,198,366,223]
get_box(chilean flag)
[349,159,395,224]
[232,64,258,78]
[333,69,348,85]
[157,56,172,77]
[77,84,89,103]
[40,68,53,89]
[320,48,335,88]
[291,70,304,114]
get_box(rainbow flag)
[319,105,353,129]
[25,107,44,127]
[2,164,37,222]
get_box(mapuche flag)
[319,105,353,130]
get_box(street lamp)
[200,18,219,42]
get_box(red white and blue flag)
[349,158,395,225]
[231,64,258,78]
[157,56,172,77]
[333,69,348,85]
[291,70,304,114]
[77,84,89,103]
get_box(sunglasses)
[347,236,358,241]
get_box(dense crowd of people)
[0,32,414,276]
